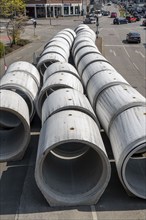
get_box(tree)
[0,0,28,46]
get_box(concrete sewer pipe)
[43,62,80,83]
[109,106,146,199]
[0,70,39,121]
[74,24,91,33]
[36,72,84,118]
[4,61,40,88]
[35,110,111,206]
[0,89,30,162]
[73,25,146,199]
[37,29,76,76]
[41,88,100,126]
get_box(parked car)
[142,19,146,26]
[113,17,128,24]
[125,16,137,23]
[126,32,141,43]
[110,12,117,18]
[83,17,96,24]
[102,10,110,16]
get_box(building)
[26,0,90,18]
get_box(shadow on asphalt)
[0,113,146,215]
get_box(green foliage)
[1,0,26,18]
[16,39,30,46]
[0,42,5,58]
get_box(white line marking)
[31,131,40,135]
[133,62,139,71]
[91,205,98,220]
[113,51,116,56]
[123,46,130,57]
[109,49,116,56]
[135,50,145,58]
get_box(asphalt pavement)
[0,15,146,220]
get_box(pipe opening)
[0,121,28,160]
[51,142,90,159]
[0,110,21,128]
[123,145,146,198]
[42,147,104,195]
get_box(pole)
[49,5,52,25]
[3,46,7,72]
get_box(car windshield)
[129,33,140,37]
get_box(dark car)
[113,17,128,24]
[102,10,110,16]
[126,32,141,43]
[110,12,117,18]
[125,16,137,23]
[142,19,146,26]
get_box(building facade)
[26,0,89,18]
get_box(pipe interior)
[124,145,146,198]
[51,142,90,159]
[0,122,27,158]
[0,110,21,128]
[42,147,104,195]
[40,61,57,75]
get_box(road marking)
[133,62,139,71]
[91,205,98,220]
[135,50,145,58]
[31,131,40,135]
[109,49,116,56]
[104,44,143,48]
[123,46,130,57]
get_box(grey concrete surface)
[0,5,146,219]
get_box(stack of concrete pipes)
[73,24,146,200]
[0,61,40,161]
[37,28,76,76]
[35,60,111,206]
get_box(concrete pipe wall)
[76,52,109,77]
[72,37,96,55]
[5,61,40,88]
[109,106,146,199]
[73,41,98,60]
[37,53,66,76]
[0,89,30,162]
[82,62,117,88]
[43,41,70,57]
[74,24,90,33]
[43,62,80,83]
[86,70,129,110]
[35,110,111,206]
[44,38,70,51]
[74,47,101,68]
[0,71,39,120]
[36,72,84,118]
[40,46,69,61]
[95,84,146,134]
[61,28,76,39]
[37,29,75,76]
[41,88,99,126]
[48,33,73,48]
